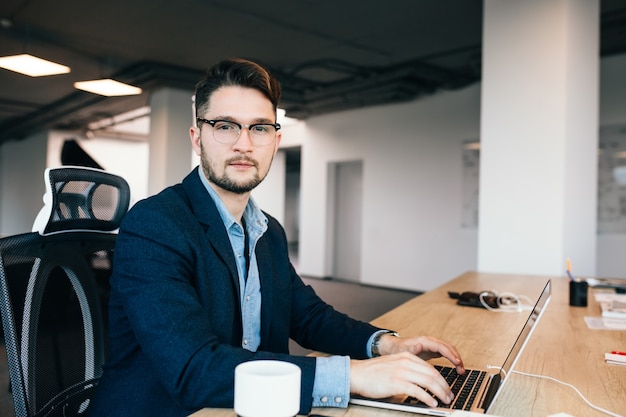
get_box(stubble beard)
[200,144,265,195]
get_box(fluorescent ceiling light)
[0,53,70,76]
[74,79,142,96]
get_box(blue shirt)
[198,170,350,408]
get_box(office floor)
[0,276,420,415]
[291,276,421,355]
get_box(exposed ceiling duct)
[1,0,625,145]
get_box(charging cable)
[479,290,533,312]
[512,370,624,417]
[486,365,623,417]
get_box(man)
[88,58,464,416]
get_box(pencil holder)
[569,279,588,307]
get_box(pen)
[611,351,626,356]
[566,258,575,281]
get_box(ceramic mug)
[234,360,301,417]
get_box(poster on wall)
[462,139,480,228]
[598,124,626,234]
[461,127,626,234]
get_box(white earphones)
[479,290,533,312]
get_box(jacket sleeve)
[260,214,381,359]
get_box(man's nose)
[232,128,254,150]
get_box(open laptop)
[350,279,552,416]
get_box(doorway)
[329,160,363,282]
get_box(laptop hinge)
[480,373,502,410]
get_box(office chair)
[0,166,130,417]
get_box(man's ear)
[190,126,202,156]
[273,130,282,154]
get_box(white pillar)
[148,87,195,195]
[478,0,599,276]
[0,132,47,235]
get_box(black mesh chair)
[0,166,130,417]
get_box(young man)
[88,58,464,416]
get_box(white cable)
[511,370,624,417]
[486,364,506,377]
[479,290,534,312]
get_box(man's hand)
[349,335,465,408]
[379,335,465,375]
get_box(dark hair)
[194,58,281,119]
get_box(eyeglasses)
[196,118,281,146]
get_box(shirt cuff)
[312,356,350,408]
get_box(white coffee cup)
[234,360,301,417]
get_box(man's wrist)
[371,330,399,357]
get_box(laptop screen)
[495,279,552,389]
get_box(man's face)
[190,86,282,195]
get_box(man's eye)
[251,125,270,134]
[215,122,237,131]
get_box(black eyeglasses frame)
[196,118,281,133]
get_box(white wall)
[0,131,149,235]
[293,52,626,289]
[297,85,481,291]
[47,132,149,207]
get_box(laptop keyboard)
[403,365,487,411]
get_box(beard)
[199,144,265,194]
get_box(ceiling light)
[74,79,142,96]
[0,54,70,77]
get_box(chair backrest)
[0,166,130,417]
[32,166,130,236]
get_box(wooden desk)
[192,272,626,417]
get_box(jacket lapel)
[255,234,274,344]
[180,169,241,294]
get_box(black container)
[569,279,588,307]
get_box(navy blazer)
[88,168,379,416]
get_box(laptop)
[350,279,552,416]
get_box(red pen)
[611,351,626,355]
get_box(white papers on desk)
[584,293,626,330]
[584,316,626,330]
[596,293,626,319]
[605,352,626,366]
